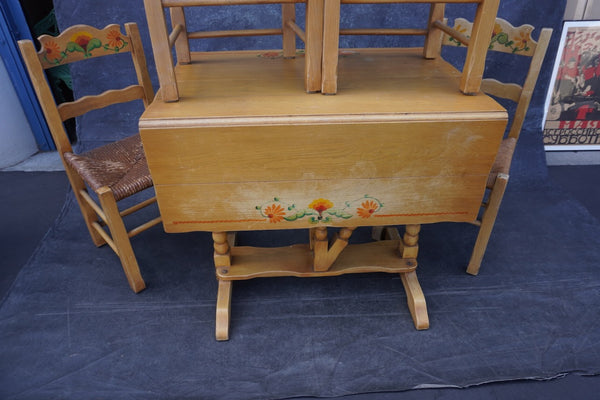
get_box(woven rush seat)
[486,137,517,188]
[64,134,153,202]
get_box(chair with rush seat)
[373,18,552,275]
[441,17,552,275]
[18,23,161,293]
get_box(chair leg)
[65,166,106,247]
[467,174,509,275]
[97,187,146,293]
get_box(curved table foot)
[400,270,429,330]
[216,280,232,341]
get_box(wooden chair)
[143,0,325,101]
[440,18,552,275]
[18,23,161,293]
[320,1,501,94]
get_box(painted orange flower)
[71,31,93,51]
[43,40,61,61]
[264,204,285,223]
[106,29,124,48]
[357,200,379,218]
[309,198,333,218]
[514,31,531,50]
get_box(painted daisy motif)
[106,29,125,49]
[43,40,62,62]
[357,200,379,219]
[264,204,286,223]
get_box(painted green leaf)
[87,38,102,52]
[284,211,306,221]
[66,42,84,53]
[326,210,353,219]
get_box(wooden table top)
[139,47,507,232]
[139,47,507,128]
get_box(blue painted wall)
[0,0,54,150]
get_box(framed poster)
[543,20,600,150]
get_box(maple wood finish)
[143,0,327,101]
[320,0,501,95]
[19,24,160,293]
[439,18,552,275]
[139,48,507,339]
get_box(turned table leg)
[399,224,420,259]
[313,226,356,272]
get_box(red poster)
[543,21,600,150]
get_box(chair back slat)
[480,79,522,103]
[58,85,147,121]
[19,23,155,155]
[442,17,552,142]
[37,24,134,68]
[442,17,538,57]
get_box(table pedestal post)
[211,225,429,340]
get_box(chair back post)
[18,39,73,156]
[507,27,552,140]
[458,0,500,94]
[144,0,180,102]
[320,0,340,93]
[170,7,192,64]
[282,3,297,58]
[125,23,156,107]
[423,3,445,59]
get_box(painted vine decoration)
[256,195,384,224]
[41,28,129,65]
[448,21,532,54]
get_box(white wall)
[583,0,600,18]
[0,56,38,169]
[564,0,600,19]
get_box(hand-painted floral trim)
[448,21,531,54]
[42,29,129,65]
[256,195,383,224]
